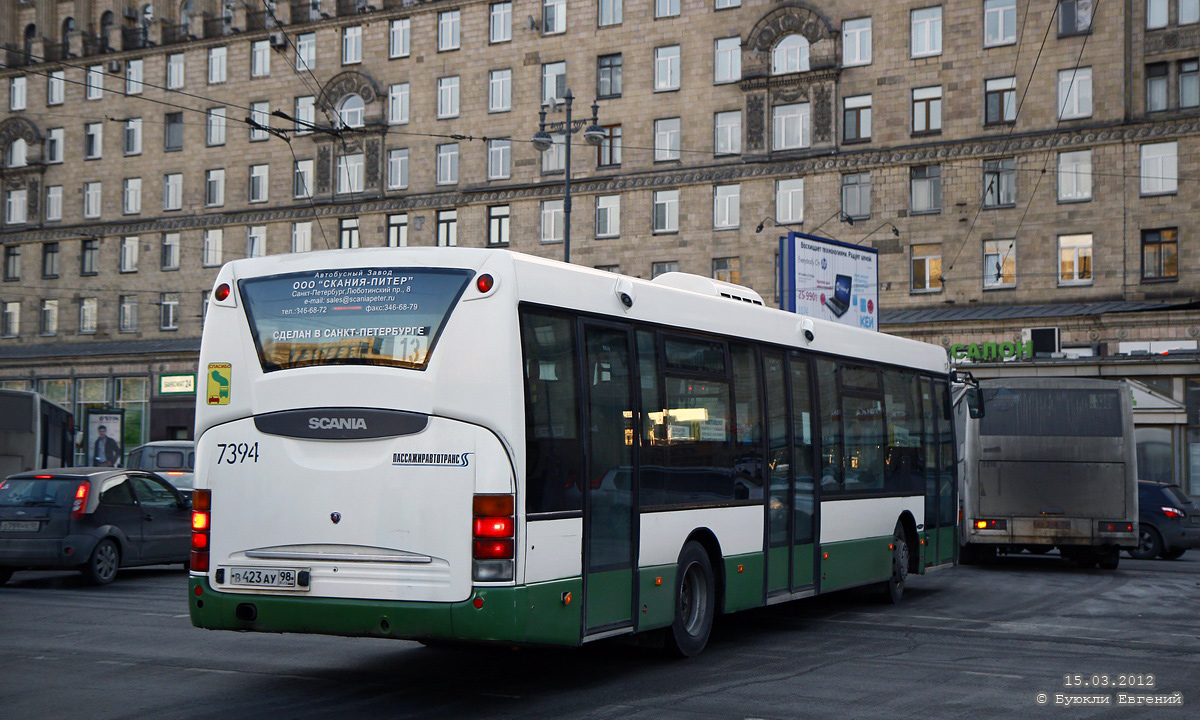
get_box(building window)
[339,219,359,249]
[438,10,461,51]
[80,238,98,275]
[713,184,740,230]
[337,95,365,129]
[540,200,564,243]
[4,190,26,225]
[843,18,872,66]
[714,111,741,156]
[1184,0,1200,24]
[251,39,270,77]
[598,125,622,167]
[86,65,103,100]
[656,0,680,18]
[772,35,809,74]
[208,46,227,84]
[294,159,313,198]
[437,209,458,246]
[713,257,740,284]
[1058,0,1092,34]
[387,214,408,247]
[543,61,566,104]
[597,54,622,98]
[205,169,225,207]
[599,0,622,26]
[123,178,142,215]
[652,261,679,278]
[296,96,316,133]
[163,174,182,210]
[119,237,138,273]
[488,205,510,245]
[337,153,364,194]
[842,172,871,220]
[776,178,804,224]
[249,164,269,203]
[772,103,810,150]
[1147,63,1169,113]
[1058,234,1093,285]
[654,45,681,91]
[596,195,620,238]
[165,112,183,151]
[292,222,313,253]
[342,25,362,64]
[1058,149,1092,201]
[46,127,63,163]
[249,102,269,141]
[912,86,942,134]
[654,118,681,161]
[123,58,143,96]
[296,32,316,71]
[40,299,59,336]
[1142,228,1178,281]
[202,229,223,267]
[984,0,1016,46]
[983,158,1016,208]
[390,18,411,57]
[843,95,872,142]
[489,70,512,112]
[911,6,942,57]
[541,134,565,173]
[47,70,64,105]
[9,76,26,111]
[167,53,185,89]
[653,189,679,233]
[83,182,102,219]
[1141,141,1178,195]
[984,76,1017,125]
[124,118,143,155]
[85,122,103,159]
[42,243,59,278]
[1058,67,1093,119]
[490,3,512,43]
[388,83,410,125]
[388,148,410,189]
[45,186,62,222]
[715,0,741,8]
[543,0,566,35]
[1181,59,1200,108]
[161,233,180,270]
[2,301,19,337]
[1148,0,1168,29]
[910,165,942,213]
[3,245,18,280]
[160,293,180,330]
[911,244,942,292]
[437,76,460,119]
[436,143,459,185]
[119,296,137,333]
[6,138,26,169]
[487,139,511,180]
[714,37,741,84]
[983,239,1016,289]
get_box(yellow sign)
[206,363,232,405]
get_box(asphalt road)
[1,554,1197,720]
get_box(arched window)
[7,139,28,169]
[100,11,115,49]
[23,24,37,59]
[179,1,194,25]
[62,18,76,48]
[142,4,155,27]
[337,94,365,128]
[772,34,810,75]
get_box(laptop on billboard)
[825,274,852,317]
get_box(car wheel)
[0,567,13,586]
[1129,526,1163,560]
[81,539,121,586]
[1160,548,1186,561]
[880,523,909,605]
[1097,547,1120,570]
[666,541,715,658]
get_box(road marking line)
[963,671,1025,679]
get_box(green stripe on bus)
[819,535,893,592]
[792,543,815,587]
[637,565,677,630]
[586,569,633,628]
[722,553,765,613]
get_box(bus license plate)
[227,567,303,588]
[1033,520,1071,530]
[1,521,39,532]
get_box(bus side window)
[731,344,763,499]
[521,310,583,514]
[814,358,841,492]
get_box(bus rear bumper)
[187,575,583,646]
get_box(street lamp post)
[532,89,606,264]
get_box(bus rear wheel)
[880,524,908,605]
[666,542,715,658]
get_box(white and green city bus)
[188,248,958,656]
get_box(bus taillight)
[71,481,90,519]
[191,489,211,573]
[473,494,514,582]
[974,519,1007,530]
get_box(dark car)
[1129,481,1200,560]
[0,468,191,586]
[126,441,195,491]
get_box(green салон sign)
[949,342,1033,362]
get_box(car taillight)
[72,481,90,519]
[473,494,514,582]
[191,489,211,573]
[1161,506,1186,519]
[974,519,1007,530]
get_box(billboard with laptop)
[778,231,879,331]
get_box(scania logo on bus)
[330,512,342,524]
[308,416,368,430]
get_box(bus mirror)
[965,387,985,419]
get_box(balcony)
[122,26,149,51]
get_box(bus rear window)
[240,267,473,372]
[980,388,1123,437]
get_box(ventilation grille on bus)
[651,272,765,305]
